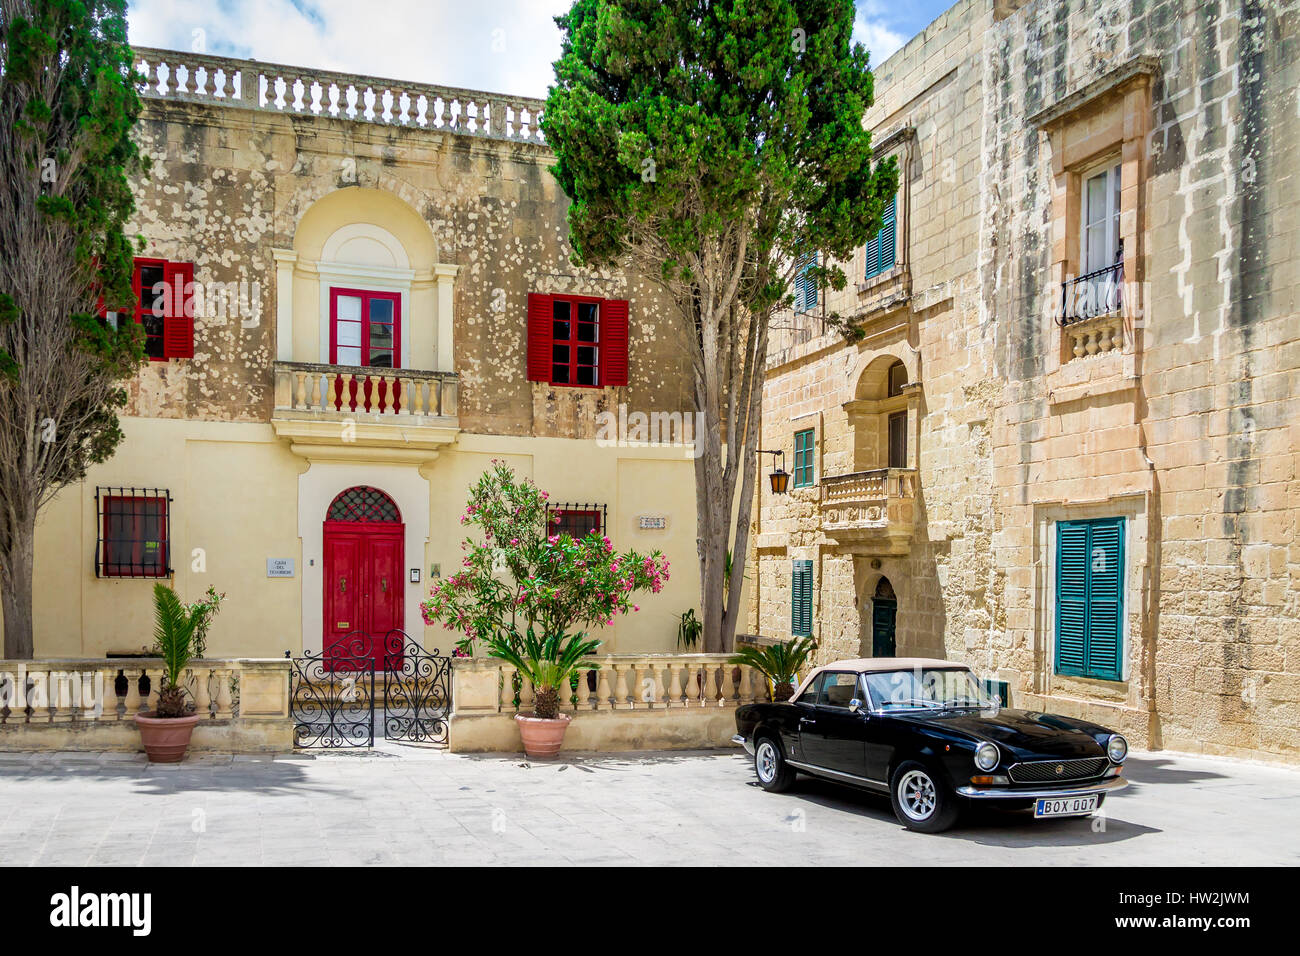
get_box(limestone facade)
[748,0,1300,764]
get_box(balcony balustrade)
[818,468,918,553]
[132,48,546,143]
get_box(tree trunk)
[1,515,36,659]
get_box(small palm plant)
[483,627,602,719]
[728,636,817,701]
[151,583,201,717]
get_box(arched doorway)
[322,486,404,666]
[871,577,897,658]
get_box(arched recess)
[843,352,921,473]
[859,571,899,659]
[273,186,458,373]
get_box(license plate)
[1034,795,1099,818]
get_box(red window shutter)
[601,298,629,387]
[526,292,553,382]
[162,261,194,359]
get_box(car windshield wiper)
[943,697,992,707]
[883,698,943,709]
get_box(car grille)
[1008,757,1108,783]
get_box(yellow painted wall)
[24,419,702,659]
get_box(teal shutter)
[1055,517,1125,681]
[864,194,897,279]
[792,560,813,636]
[1055,523,1088,675]
[878,196,896,272]
[1086,518,1124,680]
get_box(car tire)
[754,735,796,793]
[890,760,960,833]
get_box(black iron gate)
[288,630,451,748]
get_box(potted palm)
[483,627,602,758]
[729,636,818,701]
[135,583,204,762]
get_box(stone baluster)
[718,663,737,705]
[214,669,234,719]
[596,665,613,711]
[614,663,632,710]
[122,668,142,715]
[684,664,700,706]
[738,665,754,705]
[518,675,535,715]
[396,377,411,415]
[294,371,308,410]
[192,666,212,719]
[497,664,516,713]
[137,668,157,715]
[574,667,591,710]
[667,663,684,708]
[701,661,719,706]
[309,372,323,411]
[101,667,122,720]
[651,660,667,708]
[340,372,355,413]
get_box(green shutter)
[1056,523,1088,675]
[792,560,813,636]
[793,429,815,487]
[1055,517,1125,681]
[1086,518,1124,680]
[878,196,896,272]
[864,194,896,280]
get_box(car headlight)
[974,742,1000,771]
[1107,734,1128,763]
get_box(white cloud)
[852,5,908,66]
[127,0,570,98]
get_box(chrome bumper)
[731,733,755,755]
[956,776,1129,800]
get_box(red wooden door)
[323,528,404,669]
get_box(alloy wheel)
[898,768,937,821]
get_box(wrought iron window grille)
[95,487,173,578]
[1059,239,1124,327]
[545,502,608,540]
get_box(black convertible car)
[733,658,1129,832]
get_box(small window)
[330,288,401,368]
[96,488,171,578]
[793,428,816,488]
[101,258,194,361]
[552,297,600,386]
[888,412,907,469]
[791,560,813,636]
[864,194,897,280]
[1055,516,1124,681]
[887,360,907,397]
[1080,163,1121,274]
[547,504,605,540]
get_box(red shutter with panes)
[600,298,629,387]
[526,292,553,382]
[162,261,194,359]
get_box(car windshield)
[861,668,995,711]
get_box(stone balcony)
[271,361,459,463]
[818,468,918,554]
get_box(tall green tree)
[544,0,897,651]
[0,0,145,658]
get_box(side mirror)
[849,698,864,714]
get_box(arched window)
[326,486,401,523]
[886,360,907,397]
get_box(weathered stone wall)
[126,99,691,432]
[749,0,1300,764]
[750,0,996,668]
[984,0,1299,762]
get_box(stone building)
[748,0,1299,764]
[18,49,700,660]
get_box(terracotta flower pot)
[514,712,572,759]
[135,712,202,763]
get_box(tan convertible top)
[790,657,970,700]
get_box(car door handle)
[799,717,815,726]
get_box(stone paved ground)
[0,746,1295,866]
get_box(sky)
[126,0,954,99]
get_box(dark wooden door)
[872,599,897,657]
